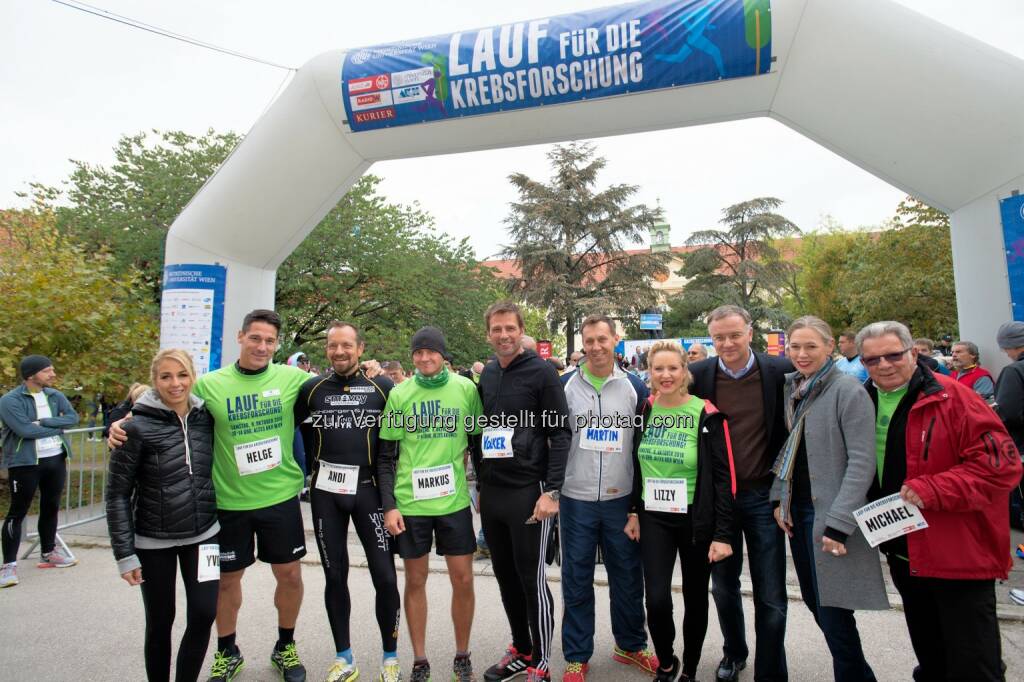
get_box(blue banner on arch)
[341,0,772,132]
[1000,195,1024,322]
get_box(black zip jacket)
[105,393,217,562]
[475,349,572,491]
[630,399,737,545]
[295,370,395,485]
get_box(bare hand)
[361,360,383,378]
[708,541,733,563]
[773,506,793,538]
[624,515,640,541]
[532,493,559,521]
[384,509,405,536]
[121,568,143,586]
[822,537,847,557]
[900,484,925,509]
[107,415,132,449]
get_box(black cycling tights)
[311,479,401,653]
[136,541,219,682]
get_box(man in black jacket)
[995,321,1024,530]
[687,306,793,682]
[475,301,572,682]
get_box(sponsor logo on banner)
[348,74,390,94]
[353,108,396,124]
[390,66,434,88]
[392,85,426,104]
[351,91,395,111]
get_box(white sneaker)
[38,549,77,568]
[325,659,359,682]
[379,657,401,682]
[0,562,18,587]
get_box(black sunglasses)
[862,347,911,367]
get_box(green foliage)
[0,208,159,400]
[794,198,957,339]
[275,176,500,367]
[502,142,672,354]
[48,129,242,301]
[673,197,800,336]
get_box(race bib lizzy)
[644,477,688,514]
[315,461,360,495]
[412,463,457,500]
[482,428,515,459]
[233,436,282,476]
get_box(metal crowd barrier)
[20,426,110,560]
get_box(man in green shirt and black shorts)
[110,309,312,681]
[377,326,483,682]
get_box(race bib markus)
[233,436,282,476]
[412,463,456,500]
[482,428,514,458]
[644,478,688,514]
[315,461,359,495]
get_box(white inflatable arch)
[163,0,1024,367]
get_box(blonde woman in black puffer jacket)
[106,348,218,682]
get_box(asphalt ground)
[2,544,1023,681]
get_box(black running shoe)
[208,648,245,681]
[484,645,532,681]
[271,642,307,681]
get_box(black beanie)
[20,355,53,380]
[411,326,448,357]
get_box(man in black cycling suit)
[295,320,401,682]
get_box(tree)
[502,142,672,354]
[48,129,242,301]
[0,208,159,400]
[673,197,800,335]
[275,176,501,366]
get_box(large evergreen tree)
[502,142,671,354]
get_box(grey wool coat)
[771,367,889,611]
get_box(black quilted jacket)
[105,391,217,561]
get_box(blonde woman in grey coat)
[771,316,888,682]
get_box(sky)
[3,0,1022,260]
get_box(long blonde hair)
[150,349,197,386]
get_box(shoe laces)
[565,661,585,673]
[453,656,473,681]
[210,651,232,676]
[380,660,401,682]
[526,668,549,682]
[498,646,520,668]
[276,642,302,668]
[410,664,431,682]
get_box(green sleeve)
[380,391,405,442]
[467,384,483,435]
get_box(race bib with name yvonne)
[198,543,220,582]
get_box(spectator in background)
[384,361,407,385]
[687,343,709,363]
[859,320,1020,681]
[935,336,953,356]
[835,331,869,383]
[569,352,584,370]
[951,341,995,402]
[912,338,950,376]
[1,355,80,588]
[994,321,1024,531]
[522,335,537,352]
[104,383,151,438]
[547,357,566,375]
[471,361,485,384]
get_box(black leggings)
[640,510,712,678]
[2,454,66,562]
[311,478,400,653]
[136,541,219,682]
[480,482,555,674]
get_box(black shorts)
[217,496,307,572]
[394,505,476,559]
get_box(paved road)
[3,546,1023,681]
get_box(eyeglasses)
[862,348,911,367]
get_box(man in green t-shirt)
[377,327,482,682]
[109,309,311,682]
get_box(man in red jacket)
[857,321,1021,682]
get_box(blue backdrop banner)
[1000,195,1024,322]
[160,264,227,374]
[341,0,772,132]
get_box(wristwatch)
[544,490,560,502]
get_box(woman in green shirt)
[627,340,737,682]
